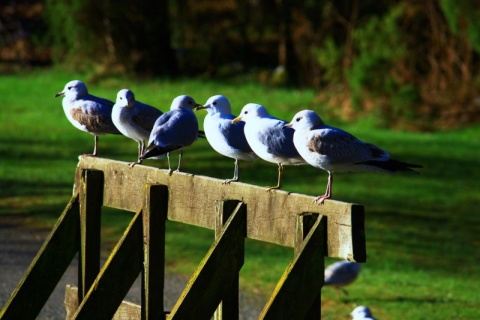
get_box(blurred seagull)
[324,260,361,295]
[232,103,305,190]
[350,306,376,320]
[55,80,120,156]
[285,110,422,204]
[195,95,258,183]
[131,95,201,175]
[112,89,163,161]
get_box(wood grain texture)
[168,202,246,319]
[65,286,142,320]
[75,157,366,261]
[260,216,325,319]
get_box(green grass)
[1,69,479,319]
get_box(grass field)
[1,69,479,319]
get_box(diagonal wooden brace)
[0,194,80,320]
[168,202,246,319]
[260,214,326,320]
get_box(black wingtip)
[357,159,423,174]
[140,142,182,160]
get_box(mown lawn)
[0,69,479,319]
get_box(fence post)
[141,184,168,320]
[78,170,103,302]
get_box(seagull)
[112,89,163,161]
[55,80,120,156]
[324,260,361,295]
[130,95,201,175]
[350,306,376,320]
[232,103,305,190]
[285,109,422,204]
[195,95,258,183]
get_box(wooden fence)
[0,157,366,319]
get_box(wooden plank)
[78,170,103,301]
[259,216,325,320]
[141,184,168,320]
[168,202,246,319]
[214,200,243,320]
[73,209,144,320]
[0,195,80,320]
[75,157,365,261]
[295,213,323,319]
[65,285,141,320]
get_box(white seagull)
[285,109,422,204]
[350,306,376,320]
[55,80,120,156]
[112,89,163,161]
[131,95,201,175]
[324,260,361,295]
[232,103,305,190]
[195,95,258,183]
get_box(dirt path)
[0,215,264,319]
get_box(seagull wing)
[131,102,163,132]
[307,127,389,165]
[71,98,120,134]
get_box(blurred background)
[2,0,480,130]
[1,1,480,319]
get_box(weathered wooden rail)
[0,157,366,319]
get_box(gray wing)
[221,119,252,152]
[149,109,198,147]
[72,96,120,134]
[259,120,301,158]
[308,127,388,164]
[132,102,163,132]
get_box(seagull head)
[232,103,269,124]
[171,95,201,111]
[55,80,88,99]
[115,89,135,108]
[196,95,231,115]
[284,110,324,131]
[350,306,373,318]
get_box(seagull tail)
[357,159,423,174]
[140,142,181,160]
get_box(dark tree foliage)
[3,0,480,128]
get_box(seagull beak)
[231,116,243,124]
[283,123,293,129]
[195,105,208,111]
[55,91,65,98]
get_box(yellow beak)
[195,105,208,111]
[231,116,243,124]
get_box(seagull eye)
[68,86,72,90]
[213,101,217,106]
[296,117,301,122]
[244,111,248,115]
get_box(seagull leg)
[313,171,333,204]
[84,136,99,157]
[137,141,143,161]
[266,163,283,191]
[175,150,183,172]
[165,152,173,176]
[224,159,239,184]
